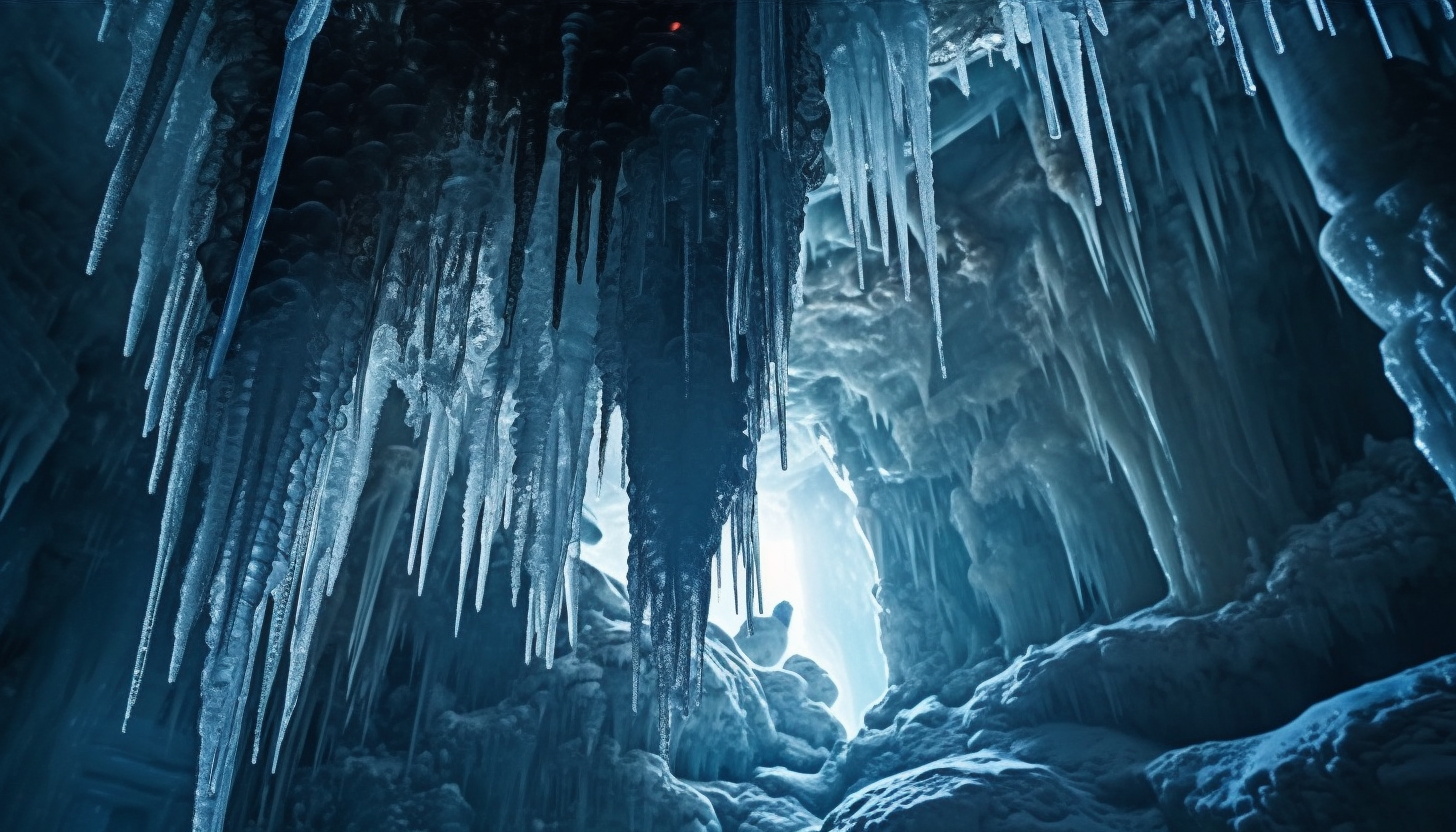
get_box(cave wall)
[791,2,1410,704]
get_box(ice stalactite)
[733,0,818,470]
[609,79,750,755]
[1016,46,1317,611]
[505,104,602,667]
[811,0,944,374]
[987,0,1454,223]
[94,1,831,825]
[87,0,209,276]
[207,0,331,379]
[995,0,1130,211]
[577,0,827,754]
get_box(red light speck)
[669,21,682,32]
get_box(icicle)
[1304,0,1326,31]
[814,1,943,373]
[1044,6,1102,205]
[148,269,205,493]
[346,447,414,690]
[1262,0,1286,54]
[1198,0,1227,47]
[894,6,946,376]
[1318,0,1337,35]
[89,0,206,275]
[1081,7,1131,212]
[207,0,331,379]
[475,395,516,614]
[124,378,204,731]
[1364,0,1394,58]
[1024,1,1064,141]
[128,203,169,360]
[98,0,116,42]
[1219,0,1258,94]
[168,365,252,682]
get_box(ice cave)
[4,0,1456,829]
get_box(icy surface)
[823,750,1162,832]
[1149,655,1456,831]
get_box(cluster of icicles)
[83,0,1450,830]
[978,0,1454,224]
[84,1,942,829]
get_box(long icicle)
[206,0,331,378]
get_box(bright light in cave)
[706,501,803,633]
[583,414,886,734]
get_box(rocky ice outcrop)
[824,747,1163,832]
[1149,654,1456,832]
[760,440,1456,832]
[783,655,838,708]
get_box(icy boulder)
[755,693,979,817]
[673,627,780,781]
[1148,654,1456,832]
[611,750,725,832]
[735,601,793,667]
[756,667,846,772]
[784,654,839,707]
[694,781,820,832]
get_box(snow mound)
[822,750,1162,832]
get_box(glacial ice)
[57,0,1456,829]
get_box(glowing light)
[669,21,682,32]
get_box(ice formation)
[984,0,1456,217]
[811,1,944,370]
[52,0,1456,829]
[88,2,829,825]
